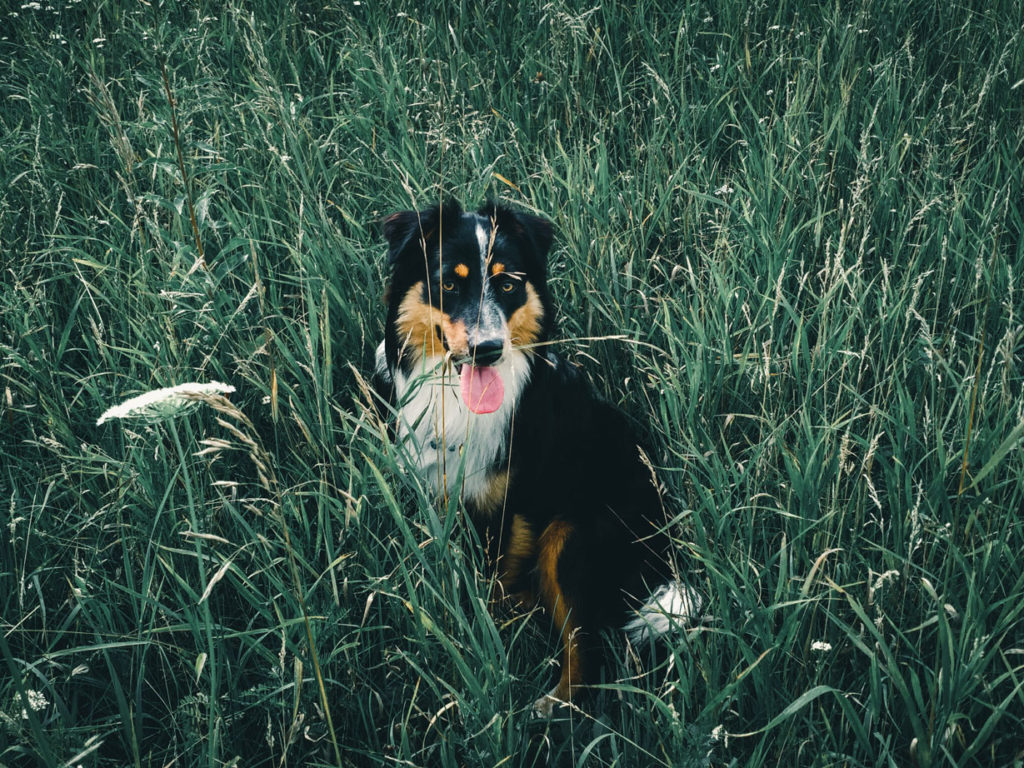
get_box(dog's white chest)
[378,344,528,504]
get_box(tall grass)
[2,1,1022,765]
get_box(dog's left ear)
[513,211,554,265]
[481,202,554,271]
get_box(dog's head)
[381,200,553,413]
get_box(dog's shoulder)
[523,351,621,421]
[517,351,646,460]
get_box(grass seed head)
[96,382,236,425]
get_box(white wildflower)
[97,382,236,425]
[715,183,734,196]
[18,689,48,718]
[811,640,833,652]
[709,723,728,751]
[871,569,900,595]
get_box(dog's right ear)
[382,210,425,266]
[381,200,462,266]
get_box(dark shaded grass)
[2,1,1023,765]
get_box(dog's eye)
[441,280,457,293]
[500,280,517,293]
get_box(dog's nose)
[468,339,503,366]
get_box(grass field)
[2,1,1023,765]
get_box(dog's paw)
[531,692,565,718]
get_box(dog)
[374,200,698,716]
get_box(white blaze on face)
[458,218,509,416]
[471,219,506,348]
[475,220,489,262]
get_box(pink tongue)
[460,364,505,414]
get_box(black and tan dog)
[374,200,697,716]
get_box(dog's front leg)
[493,513,536,606]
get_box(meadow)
[2,0,1023,765]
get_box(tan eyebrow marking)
[491,262,505,275]
[454,263,469,278]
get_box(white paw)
[532,691,564,718]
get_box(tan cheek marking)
[396,283,444,361]
[508,283,544,349]
[491,262,505,275]
[440,317,468,357]
[455,263,469,278]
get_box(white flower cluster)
[17,689,48,719]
